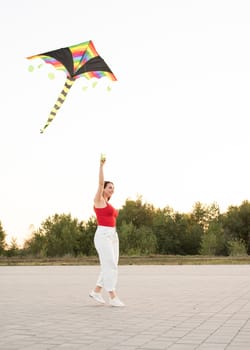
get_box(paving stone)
[1,265,250,350]
[197,344,228,349]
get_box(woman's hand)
[100,153,106,165]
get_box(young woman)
[89,155,125,307]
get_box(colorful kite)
[27,40,117,133]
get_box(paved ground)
[0,265,250,350]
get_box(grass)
[0,255,250,266]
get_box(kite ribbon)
[40,77,75,133]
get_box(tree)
[200,232,217,255]
[78,216,97,256]
[117,196,155,229]
[152,208,202,255]
[43,213,82,257]
[151,207,178,254]
[118,222,157,255]
[191,202,220,231]
[20,199,250,258]
[0,221,6,255]
[200,221,227,256]
[171,212,202,255]
[222,200,250,254]
[24,213,83,257]
[5,237,19,257]
[24,231,47,257]
[227,239,248,256]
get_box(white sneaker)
[89,291,105,304]
[109,296,125,307]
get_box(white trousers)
[94,226,119,292]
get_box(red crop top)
[94,203,119,227]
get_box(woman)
[89,155,125,307]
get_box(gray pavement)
[0,265,250,350]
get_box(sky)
[1,0,250,245]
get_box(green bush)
[227,239,247,256]
[200,232,217,255]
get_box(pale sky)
[1,0,250,245]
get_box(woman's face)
[104,182,114,198]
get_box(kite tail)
[40,77,75,133]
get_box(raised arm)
[94,155,106,207]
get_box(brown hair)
[104,181,114,201]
